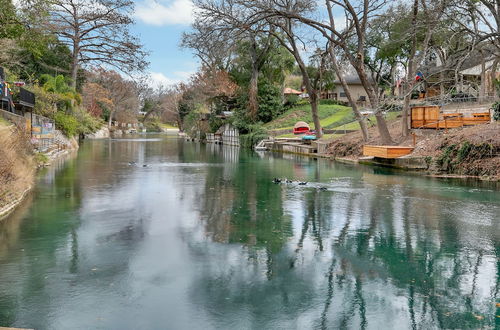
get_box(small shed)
[293,121,310,135]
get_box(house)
[1,67,35,116]
[459,58,499,98]
[410,49,499,100]
[323,75,369,106]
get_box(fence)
[221,124,240,147]
[29,113,55,150]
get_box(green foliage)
[39,74,81,111]
[493,102,500,121]
[73,107,104,134]
[239,124,268,148]
[183,111,201,136]
[256,79,284,122]
[31,85,59,117]
[208,115,225,133]
[284,94,299,108]
[319,99,345,106]
[54,112,79,137]
[34,152,49,166]
[144,119,163,132]
[437,142,495,175]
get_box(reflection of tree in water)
[317,182,499,329]
[190,153,499,328]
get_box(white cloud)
[135,0,195,26]
[148,71,194,88]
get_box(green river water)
[0,135,499,329]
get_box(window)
[339,92,346,98]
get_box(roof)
[460,59,497,76]
[283,87,302,95]
[333,74,364,85]
[294,121,310,129]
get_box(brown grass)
[0,125,35,209]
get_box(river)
[0,135,499,329]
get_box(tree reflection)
[192,151,499,329]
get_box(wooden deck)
[363,145,414,159]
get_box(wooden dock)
[363,145,414,159]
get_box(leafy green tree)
[39,74,81,111]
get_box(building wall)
[332,84,368,103]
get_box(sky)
[132,0,198,88]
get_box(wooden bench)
[363,145,414,159]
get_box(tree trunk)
[248,40,259,121]
[329,48,368,141]
[490,58,499,98]
[355,64,393,144]
[479,55,486,101]
[402,93,412,132]
[309,94,322,138]
[108,109,115,128]
[70,39,79,90]
[402,0,418,137]
[248,65,259,120]
[294,54,322,138]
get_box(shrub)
[54,112,79,137]
[239,124,268,148]
[144,119,162,132]
[73,107,104,134]
[493,101,500,121]
[319,99,349,106]
[208,115,225,133]
[284,94,299,108]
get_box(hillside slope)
[0,121,34,216]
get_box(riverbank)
[325,121,500,180]
[0,121,79,219]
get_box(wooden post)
[412,133,416,146]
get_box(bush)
[257,80,285,122]
[284,94,299,108]
[183,111,201,136]
[239,124,268,148]
[319,99,350,106]
[144,119,162,132]
[73,107,104,134]
[208,115,225,133]
[493,101,500,121]
[54,112,79,137]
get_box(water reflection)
[0,136,498,329]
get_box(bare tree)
[181,20,236,71]
[90,68,140,127]
[399,0,449,136]
[192,0,275,120]
[261,17,325,137]
[41,0,148,89]
[248,0,395,143]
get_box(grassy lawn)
[265,103,353,130]
[340,111,402,130]
[160,123,178,130]
[276,132,344,140]
[274,110,402,139]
